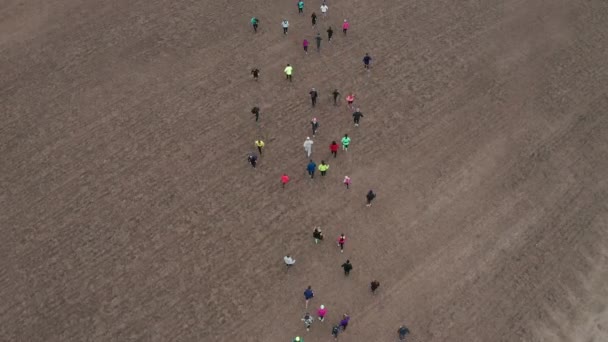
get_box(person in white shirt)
[284,255,296,267]
[282,19,289,35]
[320,3,328,17]
[303,137,314,158]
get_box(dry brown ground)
[1,0,607,341]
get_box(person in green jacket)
[251,17,259,32]
[298,0,304,14]
[318,160,329,176]
[341,134,351,151]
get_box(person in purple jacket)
[339,313,350,331]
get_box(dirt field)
[2,0,608,341]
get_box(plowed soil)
[1,0,607,341]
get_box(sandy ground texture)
[1,0,608,341]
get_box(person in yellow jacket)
[318,160,329,176]
[255,140,265,155]
[284,64,293,82]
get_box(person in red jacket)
[330,141,339,158]
[337,233,347,253]
[281,174,290,189]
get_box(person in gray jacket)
[303,137,314,157]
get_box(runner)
[363,53,372,69]
[318,160,329,176]
[370,280,380,294]
[311,117,320,137]
[284,255,296,267]
[284,63,293,81]
[293,336,302,342]
[345,93,355,109]
[331,325,340,340]
[302,312,314,331]
[282,19,290,35]
[313,227,324,243]
[281,174,290,189]
[311,12,318,28]
[303,39,309,54]
[315,32,322,52]
[307,159,316,179]
[342,19,349,35]
[317,304,327,321]
[303,137,314,157]
[251,17,259,32]
[320,2,328,17]
[337,233,346,253]
[366,190,376,207]
[339,314,351,330]
[327,26,334,43]
[251,106,260,122]
[255,139,264,155]
[330,141,339,158]
[398,325,410,340]
[298,0,304,14]
[309,88,318,107]
[341,260,353,276]
[352,108,363,127]
[343,175,351,189]
[251,68,260,81]
[248,153,258,168]
[332,88,340,105]
[341,134,351,151]
[304,285,315,308]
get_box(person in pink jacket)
[317,304,328,321]
[343,175,351,189]
[337,233,347,253]
[303,39,309,54]
[342,19,349,35]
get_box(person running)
[311,12,318,28]
[363,53,372,69]
[248,153,258,168]
[317,304,327,321]
[251,106,260,121]
[315,32,322,52]
[339,314,350,330]
[370,280,380,294]
[309,88,318,107]
[311,117,319,137]
[332,89,340,105]
[282,19,290,34]
[298,0,304,14]
[281,174,290,188]
[303,39,309,54]
[398,325,410,340]
[307,159,316,179]
[341,134,351,151]
[343,175,351,189]
[342,19,349,35]
[251,17,259,32]
[318,160,329,176]
[302,312,314,332]
[293,336,302,342]
[313,227,324,243]
[337,233,346,253]
[251,68,260,81]
[284,64,293,81]
[303,137,314,157]
[341,260,352,275]
[366,190,376,206]
[320,2,328,17]
[330,141,339,158]
[327,26,334,43]
[331,325,340,340]
[352,108,363,127]
[255,139,264,155]
[284,255,296,267]
[345,93,355,109]
[304,285,314,308]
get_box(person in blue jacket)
[307,160,317,178]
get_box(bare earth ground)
[1,0,607,341]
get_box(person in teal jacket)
[298,1,304,14]
[341,134,351,151]
[250,17,259,32]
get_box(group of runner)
[248,2,409,340]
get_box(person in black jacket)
[352,108,363,127]
[251,106,260,122]
[366,190,376,207]
[309,88,319,107]
[313,227,324,244]
[341,260,353,275]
